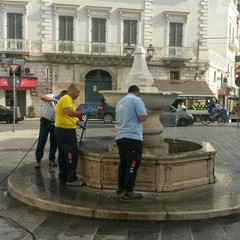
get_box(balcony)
[161,46,193,61]
[42,40,129,56]
[0,38,31,54]
[228,37,239,52]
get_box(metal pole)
[238,87,240,129]
[12,58,16,132]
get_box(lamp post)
[146,44,155,59]
[125,43,134,56]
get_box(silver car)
[160,106,195,127]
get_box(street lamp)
[146,44,155,59]
[125,43,135,57]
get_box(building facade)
[0,0,239,116]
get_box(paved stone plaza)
[1,120,240,239]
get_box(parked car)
[76,102,98,121]
[160,106,195,127]
[0,105,21,124]
[96,103,194,126]
[97,101,115,123]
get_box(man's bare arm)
[138,115,148,122]
[64,107,85,117]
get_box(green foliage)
[28,105,35,112]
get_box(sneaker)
[123,192,142,199]
[35,161,41,169]
[66,181,84,187]
[116,188,124,195]
[49,160,57,167]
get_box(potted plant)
[27,105,35,118]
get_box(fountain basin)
[77,137,216,192]
[99,90,181,110]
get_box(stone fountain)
[77,46,216,192]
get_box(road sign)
[8,64,20,75]
[235,76,240,87]
[236,66,240,76]
[7,76,21,88]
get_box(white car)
[160,106,195,127]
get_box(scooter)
[201,107,228,126]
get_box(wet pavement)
[1,120,240,239]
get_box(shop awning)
[154,80,215,100]
[0,77,37,91]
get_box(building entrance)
[85,69,112,103]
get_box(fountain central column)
[143,110,168,155]
[100,46,180,156]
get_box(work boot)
[116,188,124,195]
[49,160,57,167]
[35,161,41,169]
[66,181,84,187]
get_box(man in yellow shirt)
[55,84,91,187]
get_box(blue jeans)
[116,138,143,192]
[35,117,57,162]
[55,127,78,183]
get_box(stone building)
[0,0,239,116]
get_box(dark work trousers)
[35,117,57,162]
[55,127,78,183]
[116,138,143,192]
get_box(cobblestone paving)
[1,122,240,239]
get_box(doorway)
[85,69,112,103]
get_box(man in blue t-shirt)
[115,85,148,199]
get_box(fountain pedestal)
[109,110,169,155]
[142,110,168,155]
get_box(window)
[86,6,112,54]
[92,18,106,53]
[92,18,106,43]
[52,4,80,53]
[169,23,183,47]
[214,71,216,83]
[118,8,143,54]
[164,11,189,58]
[0,2,29,52]
[170,71,180,80]
[7,13,23,50]
[123,20,137,44]
[58,16,74,52]
[7,13,23,39]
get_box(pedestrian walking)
[115,85,148,199]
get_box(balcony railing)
[42,41,130,56]
[161,46,193,60]
[0,38,196,62]
[0,38,31,53]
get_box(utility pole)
[13,58,16,132]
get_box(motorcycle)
[201,107,228,126]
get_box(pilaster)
[41,0,52,41]
[144,0,154,47]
